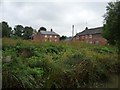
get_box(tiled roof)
[77,27,102,36]
[40,31,59,36]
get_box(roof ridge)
[40,30,59,35]
[76,27,102,36]
[87,27,103,30]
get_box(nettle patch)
[2,38,119,88]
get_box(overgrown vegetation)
[103,1,120,53]
[2,38,119,88]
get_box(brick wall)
[33,34,60,42]
[92,34,107,45]
[73,34,107,45]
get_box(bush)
[2,38,119,88]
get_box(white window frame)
[89,35,92,38]
[45,35,47,38]
[50,35,52,38]
[55,36,57,38]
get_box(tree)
[60,36,67,40]
[103,1,120,47]
[38,27,47,32]
[23,26,33,40]
[1,21,12,37]
[14,25,24,38]
[0,22,2,38]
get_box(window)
[45,35,47,38]
[45,39,47,42]
[82,36,84,39]
[85,35,88,39]
[89,35,92,38]
[55,36,57,38]
[50,35,52,38]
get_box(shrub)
[2,38,119,88]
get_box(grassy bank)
[2,38,119,88]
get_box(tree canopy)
[14,25,24,37]
[23,26,33,40]
[1,21,49,40]
[103,1,120,46]
[38,27,47,32]
[60,36,67,40]
[1,21,12,37]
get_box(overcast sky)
[0,0,113,36]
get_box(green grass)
[2,38,119,88]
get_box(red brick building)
[32,30,60,42]
[73,27,107,45]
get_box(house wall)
[33,34,60,42]
[32,34,41,41]
[74,34,107,45]
[92,34,107,45]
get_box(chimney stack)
[72,25,74,37]
[85,27,88,30]
[51,29,53,32]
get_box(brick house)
[73,27,107,45]
[32,30,60,42]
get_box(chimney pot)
[51,29,53,32]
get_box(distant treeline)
[0,21,49,40]
[0,21,68,40]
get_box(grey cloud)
[1,1,109,36]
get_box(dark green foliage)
[45,44,64,54]
[93,47,113,54]
[23,26,33,39]
[2,57,38,88]
[64,53,85,66]
[2,39,119,88]
[103,1,120,46]
[1,21,12,37]
[14,25,24,38]
[38,27,47,32]
[59,35,67,40]
[2,47,44,88]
